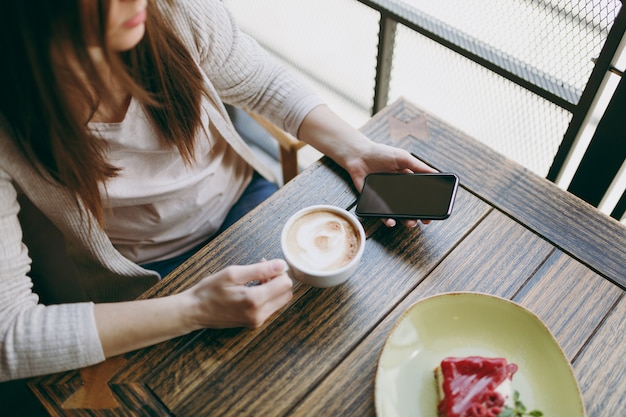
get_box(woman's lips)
[122,9,147,29]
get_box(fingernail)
[273,259,287,272]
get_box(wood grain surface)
[27,98,625,417]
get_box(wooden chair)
[243,111,306,184]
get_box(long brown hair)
[0,0,207,224]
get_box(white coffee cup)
[281,205,366,288]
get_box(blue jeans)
[140,172,277,277]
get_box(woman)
[0,0,434,381]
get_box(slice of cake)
[434,356,518,417]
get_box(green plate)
[375,292,585,417]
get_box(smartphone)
[355,173,459,220]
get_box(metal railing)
[364,0,625,220]
[368,0,582,113]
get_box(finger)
[250,272,293,297]
[253,259,288,282]
[401,219,419,228]
[408,152,438,173]
[352,174,366,193]
[265,258,288,275]
[227,259,288,286]
[245,259,289,287]
[245,274,293,327]
[246,257,270,286]
[382,218,396,227]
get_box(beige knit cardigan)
[0,0,323,381]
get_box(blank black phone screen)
[355,173,459,219]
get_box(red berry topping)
[481,390,505,408]
[467,403,488,417]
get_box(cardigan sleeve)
[168,0,325,137]
[0,168,104,381]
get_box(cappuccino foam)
[285,209,360,272]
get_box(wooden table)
[30,98,625,416]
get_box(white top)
[92,98,251,264]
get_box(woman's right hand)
[182,259,293,330]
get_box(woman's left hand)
[298,105,437,227]
[343,141,437,227]
[342,141,435,192]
